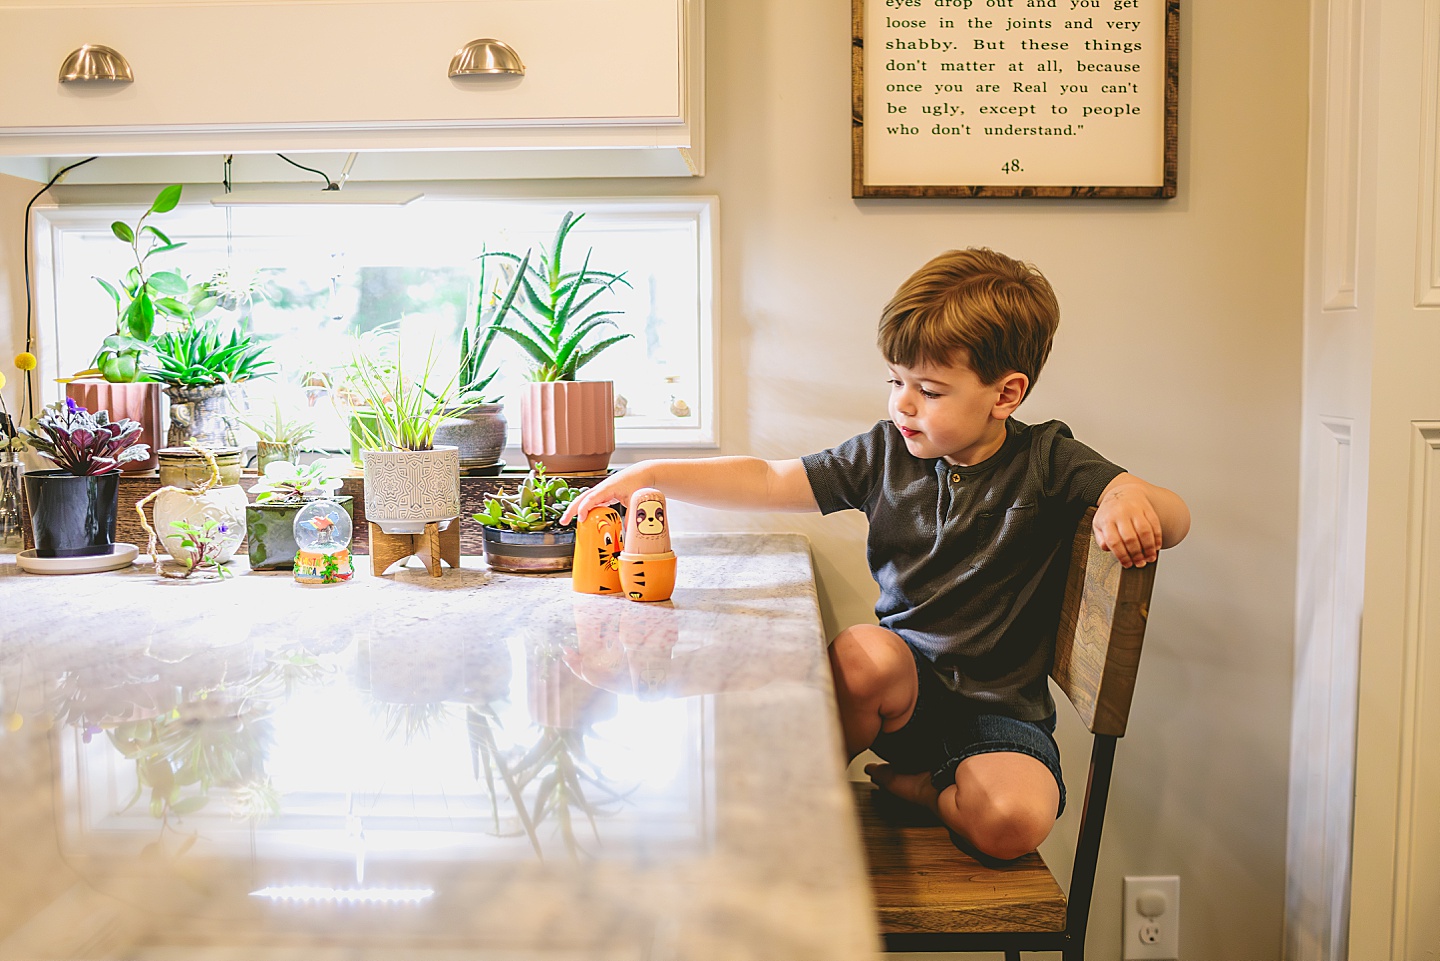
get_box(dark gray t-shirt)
[801,418,1124,720]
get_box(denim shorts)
[869,642,1066,817]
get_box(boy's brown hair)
[877,247,1061,391]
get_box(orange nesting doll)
[572,506,625,594]
[619,488,677,602]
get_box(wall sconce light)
[448,38,525,77]
[58,45,134,83]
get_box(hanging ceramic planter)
[151,447,247,563]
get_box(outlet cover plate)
[1122,875,1180,960]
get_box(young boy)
[562,248,1190,861]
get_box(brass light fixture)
[448,38,525,77]
[58,44,134,83]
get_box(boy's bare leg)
[867,753,1060,861]
[827,625,920,757]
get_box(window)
[34,195,717,453]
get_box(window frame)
[30,192,721,453]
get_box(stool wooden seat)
[854,782,1066,934]
[857,506,1158,960]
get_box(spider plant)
[348,342,474,451]
[484,212,633,382]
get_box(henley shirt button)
[951,472,962,483]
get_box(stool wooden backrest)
[1051,506,1157,737]
[861,505,1159,961]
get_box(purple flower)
[65,397,82,413]
[216,523,229,535]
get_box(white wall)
[0,0,1308,957]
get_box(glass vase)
[0,451,22,554]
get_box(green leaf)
[149,184,183,214]
[171,795,209,816]
[147,271,189,296]
[95,277,122,310]
[154,296,192,318]
[141,224,173,246]
[111,221,135,244]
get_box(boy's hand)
[1092,482,1163,568]
[561,463,655,525]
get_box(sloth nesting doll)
[619,488,677,602]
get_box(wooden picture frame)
[852,0,1179,198]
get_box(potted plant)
[244,460,350,570]
[149,314,276,448]
[431,251,527,473]
[236,398,317,472]
[20,398,149,557]
[66,184,192,473]
[485,212,632,473]
[349,344,469,535]
[472,464,579,573]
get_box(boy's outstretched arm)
[561,457,819,524]
[1092,472,1191,569]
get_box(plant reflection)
[48,643,332,850]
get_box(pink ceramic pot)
[64,380,162,473]
[520,381,615,474]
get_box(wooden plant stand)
[368,520,461,577]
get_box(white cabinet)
[0,0,702,176]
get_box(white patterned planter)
[361,446,461,534]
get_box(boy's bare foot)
[864,762,942,816]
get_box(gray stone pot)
[246,496,353,570]
[165,384,243,448]
[432,404,507,470]
[480,525,576,573]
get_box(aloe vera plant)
[148,322,275,387]
[484,212,633,382]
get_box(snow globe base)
[294,548,354,584]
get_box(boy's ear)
[993,372,1029,417]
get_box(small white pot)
[154,486,248,564]
[361,446,461,535]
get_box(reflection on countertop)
[0,533,880,960]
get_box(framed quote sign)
[852,0,1178,198]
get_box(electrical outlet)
[1122,875,1180,960]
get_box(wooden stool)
[368,520,461,577]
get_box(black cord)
[276,153,337,190]
[22,156,97,421]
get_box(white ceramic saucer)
[16,543,139,575]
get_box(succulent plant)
[249,460,343,504]
[21,398,149,475]
[473,464,578,532]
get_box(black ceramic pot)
[23,469,121,558]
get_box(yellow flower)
[14,352,37,372]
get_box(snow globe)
[292,497,354,584]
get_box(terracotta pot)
[520,381,615,474]
[64,380,162,473]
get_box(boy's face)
[886,354,1025,466]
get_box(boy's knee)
[963,793,1055,861]
[829,626,911,700]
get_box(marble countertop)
[0,534,881,961]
